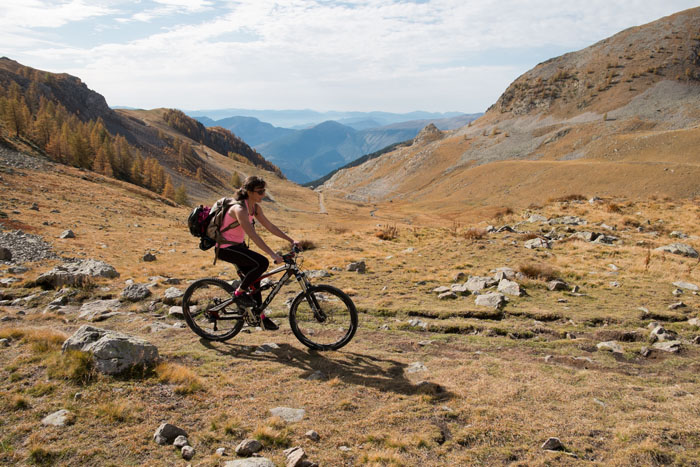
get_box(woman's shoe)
[261,314,279,331]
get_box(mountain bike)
[181,246,358,350]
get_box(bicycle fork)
[296,273,327,323]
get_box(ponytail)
[234,175,266,201]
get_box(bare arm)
[255,205,296,245]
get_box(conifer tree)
[162,175,176,199]
[174,184,188,205]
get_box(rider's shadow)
[199,338,451,399]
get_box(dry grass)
[46,350,96,385]
[155,361,204,394]
[518,262,559,281]
[548,194,587,203]
[375,224,399,241]
[296,239,316,250]
[463,228,487,240]
[252,417,292,448]
[96,400,134,423]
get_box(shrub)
[253,418,292,448]
[492,207,514,220]
[297,239,316,250]
[375,225,398,241]
[96,401,133,423]
[605,202,623,213]
[463,228,487,241]
[47,350,96,385]
[518,263,559,281]
[155,362,203,394]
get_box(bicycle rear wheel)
[289,284,358,351]
[182,278,244,341]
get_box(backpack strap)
[212,200,257,265]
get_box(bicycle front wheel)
[182,278,244,341]
[289,284,358,351]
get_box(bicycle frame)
[247,259,311,314]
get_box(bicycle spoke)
[182,279,244,341]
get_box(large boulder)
[62,325,158,375]
[475,292,507,309]
[655,243,699,258]
[36,259,119,288]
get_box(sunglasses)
[254,189,266,195]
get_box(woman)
[217,175,297,330]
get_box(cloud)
[3,0,699,112]
[0,0,115,29]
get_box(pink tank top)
[219,199,255,246]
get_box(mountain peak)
[413,123,443,145]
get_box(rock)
[450,283,470,296]
[649,325,677,343]
[547,280,569,291]
[570,231,599,242]
[163,287,184,305]
[173,435,189,448]
[541,437,564,451]
[216,447,227,456]
[668,302,686,310]
[121,283,152,302]
[30,202,39,211]
[143,253,157,262]
[432,286,451,294]
[548,216,586,226]
[497,279,523,297]
[346,261,366,273]
[453,272,467,282]
[235,439,263,456]
[405,362,427,374]
[269,407,305,423]
[284,447,307,467]
[475,292,506,309]
[652,340,682,353]
[493,267,517,281]
[593,235,618,244]
[688,318,700,327]
[181,445,195,460]
[589,196,602,204]
[655,243,699,258]
[224,459,275,467]
[438,291,457,300]
[673,281,699,292]
[408,319,428,330]
[306,270,331,279]
[305,371,327,381]
[36,259,119,289]
[41,409,74,427]
[0,338,9,347]
[526,214,548,223]
[466,276,497,292]
[59,230,75,239]
[153,423,188,446]
[415,381,443,395]
[0,247,12,261]
[253,343,280,355]
[524,237,551,249]
[8,266,28,274]
[78,299,122,322]
[672,288,684,296]
[168,306,184,318]
[670,231,688,239]
[306,430,320,442]
[596,341,623,353]
[63,325,159,375]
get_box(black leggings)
[217,243,269,291]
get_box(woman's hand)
[271,252,284,264]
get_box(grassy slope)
[1,152,700,465]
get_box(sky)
[1,1,698,114]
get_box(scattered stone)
[610,281,621,288]
[63,325,159,375]
[453,272,467,282]
[8,266,28,274]
[527,214,548,223]
[161,277,181,285]
[305,370,327,381]
[493,267,518,281]
[544,355,554,363]
[235,439,262,456]
[346,261,366,273]
[475,292,506,309]
[224,459,275,467]
[670,231,688,239]
[693,336,700,345]
[181,445,195,461]
[450,283,470,296]
[163,287,184,305]
[338,446,352,452]
[570,285,580,293]
[673,281,699,292]
[306,430,320,442]
[649,325,677,343]
[121,283,152,302]
[0,338,10,347]
[438,291,457,300]
[408,319,428,330]
[597,341,623,353]
[640,347,651,357]
[306,270,330,279]
[59,230,75,239]
[668,302,686,310]
[593,234,618,244]
[655,243,699,258]
[547,280,569,291]
[269,407,305,423]
[432,286,451,294]
[652,340,682,353]
[36,259,119,289]
[216,447,227,456]
[143,253,157,262]
[168,306,184,318]
[405,362,427,374]
[78,299,122,322]
[154,423,188,446]
[283,447,307,467]
[253,343,280,355]
[30,202,39,211]
[524,237,551,249]
[688,318,700,327]
[173,435,189,448]
[548,216,586,226]
[672,288,684,296]
[497,279,523,297]
[41,409,74,427]
[571,231,599,242]
[588,196,602,204]
[466,276,497,292]
[541,437,564,451]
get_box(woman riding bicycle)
[217,175,297,330]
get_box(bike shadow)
[199,338,451,399]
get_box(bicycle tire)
[289,284,358,351]
[182,278,244,341]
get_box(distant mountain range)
[194,113,481,183]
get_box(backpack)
[186,197,256,264]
